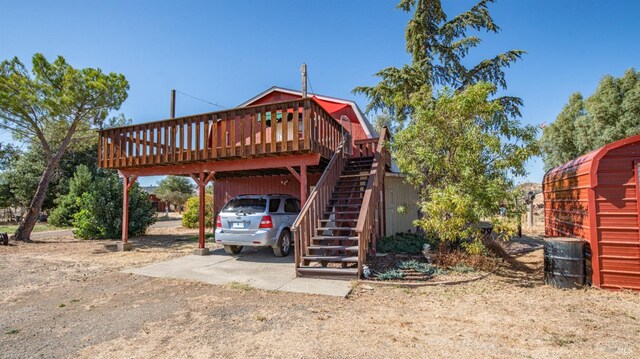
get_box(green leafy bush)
[73,173,156,239]
[377,269,405,281]
[377,232,437,255]
[49,165,92,227]
[182,194,213,229]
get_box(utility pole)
[301,63,307,98]
[170,89,176,118]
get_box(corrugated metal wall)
[384,175,420,236]
[544,135,640,291]
[593,143,640,290]
[543,153,594,241]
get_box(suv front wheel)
[273,230,292,257]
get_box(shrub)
[182,194,213,229]
[49,165,92,227]
[377,269,405,281]
[73,173,156,239]
[377,232,437,255]
[397,260,440,275]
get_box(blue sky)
[1,0,639,187]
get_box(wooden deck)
[98,98,344,171]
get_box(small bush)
[182,194,213,229]
[398,260,440,275]
[377,269,405,280]
[377,232,437,255]
[73,173,156,239]
[49,165,93,227]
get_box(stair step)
[303,255,359,263]
[330,198,363,203]
[326,204,362,209]
[311,236,359,241]
[297,266,358,279]
[333,190,366,194]
[319,218,359,222]
[340,174,370,178]
[335,184,367,189]
[323,211,361,215]
[316,227,356,231]
[307,245,359,251]
[348,156,374,162]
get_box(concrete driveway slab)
[123,247,352,297]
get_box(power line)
[307,71,316,96]
[175,90,227,109]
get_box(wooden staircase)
[292,128,390,280]
[297,156,373,279]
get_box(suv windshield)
[221,198,267,214]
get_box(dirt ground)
[1,226,638,359]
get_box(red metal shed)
[543,134,640,290]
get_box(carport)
[99,98,343,254]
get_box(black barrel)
[544,237,587,289]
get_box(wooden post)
[301,63,307,98]
[190,171,216,255]
[170,89,176,119]
[122,176,129,243]
[119,171,137,251]
[286,165,308,206]
[300,164,307,206]
[198,172,206,249]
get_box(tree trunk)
[12,158,60,241]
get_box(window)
[269,199,281,213]
[221,198,267,214]
[284,198,300,213]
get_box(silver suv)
[214,194,301,257]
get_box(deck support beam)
[287,165,308,206]
[190,171,216,253]
[118,171,138,251]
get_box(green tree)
[0,143,19,170]
[354,0,524,126]
[73,172,156,239]
[395,83,537,244]
[49,164,93,227]
[0,54,129,240]
[541,68,640,170]
[155,176,194,212]
[182,195,213,229]
[540,93,585,170]
[355,0,537,248]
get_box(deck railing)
[354,128,389,277]
[98,98,344,169]
[354,137,392,168]
[291,137,348,271]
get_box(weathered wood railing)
[354,137,392,168]
[354,128,389,277]
[98,98,344,169]
[291,138,347,272]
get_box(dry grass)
[1,227,639,358]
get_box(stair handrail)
[354,127,389,277]
[291,135,348,271]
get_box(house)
[148,193,168,213]
[98,87,419,279]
